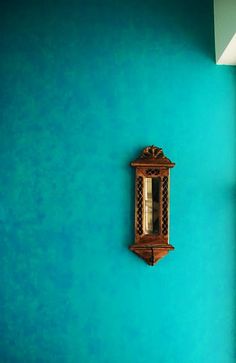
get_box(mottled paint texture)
[0,1,236,362]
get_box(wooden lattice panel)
[136,176,143,235]
[145,168,160,176]
[162,176,168,235]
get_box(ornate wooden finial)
[140,145,164,159]
[131,145,174,167]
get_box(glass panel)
[144,177,160,235]
[144,178,153,234]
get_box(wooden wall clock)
[129,146,175,266]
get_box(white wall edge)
[217,33,236,65]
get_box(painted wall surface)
[214,0,236,61]
[0,1,236,362]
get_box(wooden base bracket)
[129,243,174,266]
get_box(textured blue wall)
[0,1,236,362]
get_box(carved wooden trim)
[131,145,175,167]
[145,168,160,176]
[140,145,164,159]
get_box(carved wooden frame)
[129,146,175,266]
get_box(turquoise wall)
[0,1,236,362]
